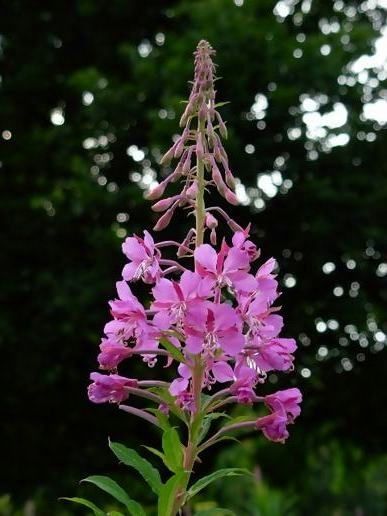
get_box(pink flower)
[265,387,302,422]
[232,230,260,262]
[169,364,196,411]
[184,302,244,356]
[169,363,191,395]
[256,412,289,442]
[88,372,137,404]
[251,338,297,372]
[230,363,257,404]
[255,257,278,304]
[98,338,132,370]
[256,387,302,442]
[194,241,257,293]
[104,281,148,341]
[122,230,161,283]
[151,271,213,324]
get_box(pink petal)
[122,237,148,262]
[152,278,178,305]
[122,262,138,281]
[169,377,189,396]
[143,230,155,253]
[212,303,239,331]
[223,247,250,273]
[194,244,218,275]
[185,334,203,354]
[257,257,277,278]
[218,329,244,356]
[212,361,234,382]
[116,280,133,301]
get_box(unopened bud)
[205,212,218,229]
[225,168,236,189]
[153,205,176,231]
[146,182,166,200]
[225,188,238,206]
[160,145,175,166]
[196,134,204,160]
[216,112,228,139]
[186,181,198,199]
[210,227,217,245]
[152,196,179,212]
[174,137,185,159]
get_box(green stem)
[172,131,207,512]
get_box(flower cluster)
[88,40,301,445]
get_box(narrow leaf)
[186,468,250,500]
[198,413,229,443]
[81,476,145,516]
[159,338,185,363]
[59,497,105,516]
[162,427,184,473]
[158,471,188,516]
[143,445,166,463]
[194,509,236,516]
[109,440,162,495]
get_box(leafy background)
[1,0,387,514]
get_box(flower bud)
[160,145,176,166]
[225,167,236,189]
[153,204,176,231]
[151,196,179,212]
[205,212,218,229]
[145,182,166,200]
[216,112,228,139]
[196,134,204,160]
[210,227,217,245]
[186,181,198,199]
[225,188,239,206]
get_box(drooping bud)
[153,204,177,231]
[216,112,228,139]
[205,212,218,229]
[224,166,236,190]
[146,182,167,201]
[160,144,177,166]
[152,195,180,213]
[225,188,239,206]
[186,181,198,199]
[210,227,217,245]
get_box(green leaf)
[194,509,236,516]
[158,471,188,516]
[159,338,185,363]
[59,497,105,515]
[214,101,231,108]
[186,468,250,501]
[107,512,125,516]
[82,475,145,516]
[109,440,162,495]
[162,427,184,473]
[198,413,230,443]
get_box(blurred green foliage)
[1,0,387,513]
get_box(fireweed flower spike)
[65,40,302,516]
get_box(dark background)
[1,0,387,514]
